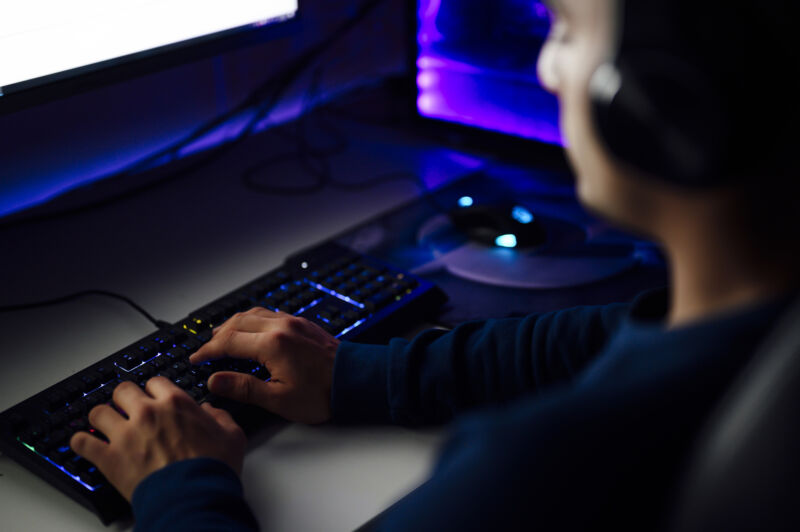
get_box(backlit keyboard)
[0,241,446,524]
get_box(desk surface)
[0,109,662,530]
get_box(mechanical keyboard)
[0,241,447,524]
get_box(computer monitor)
[0,1,299,220]
[0,1,299,114]
[413,0,561,148]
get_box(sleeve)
[362,381,672,532]
[132,458,259,532]
[331,301,630,426]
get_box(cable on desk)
[0,290,171,329]
[0,0,388,231]
[241,66,354,195]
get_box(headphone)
[589,0,729,187]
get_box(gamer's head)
[537,0,799,262]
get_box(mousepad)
[335,170,667,326]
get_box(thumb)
[208,371,276,409]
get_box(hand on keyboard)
[189,307,339,424]
[69,377,246,501]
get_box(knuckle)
[137,403,156,421]
[284,316,303,332]
[230,425,246,444]
[270,329,291,348]
[221,326,237,344]
[166,389,190,407]
[221,313,242,330]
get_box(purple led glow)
[416,0,563,146]
[416,71,438,90]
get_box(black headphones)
[590,0,729,187]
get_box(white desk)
[0,117,471,530]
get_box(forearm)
[132,458,259,531]
[331,302,629,426]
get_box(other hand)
[189,307,339,424]
[70,377,246,501]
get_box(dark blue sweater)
[132,290,788,530]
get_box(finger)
[70,431,111,468]
[219,308,282,332]
[201,402,244,434]
[197,308,280,357]
[144,375,182,399]
[112,380,150,414]
[245,306,283,319]
[189,329,261,364]
[87,404,126,435]
[218,313,276,334]
[207,371,278,410]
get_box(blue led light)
[336,319,367,339]
[293,298,322,316]
[311,283,366,309]
[495,234,518,248]
[457,196,474,208]
[511,206,534,224]
[19,438,101,491]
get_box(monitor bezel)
[0,6,301,116]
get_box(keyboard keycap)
[117,353,141,370]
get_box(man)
[70,0,800,529]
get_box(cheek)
[558,83,619,211]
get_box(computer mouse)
[447,201,546,248]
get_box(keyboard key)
[79,466,103,486]
[136,341,159,357]
[84,393,104,409]
[44,390,68,412]
[79,373,99,393]
[134,367,154,382]
[63,382,82,402]
[166,347,187,360]
[149,355,168,369]
[181,338,202,352]
[174,377,192,390]
[95,366,115,384]
[364,292,393,312]
[342,309,360,323]
[117,353,141,370]
[48,445,73,466]
[329,318,346,334]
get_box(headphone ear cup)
[592,52,727,187]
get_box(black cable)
[0,290,170,329]
[241,65,352,195]
[0,0,387,231]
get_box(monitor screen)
[0,0,299,220]
[0,0,298,99]
[415,0,561,145]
